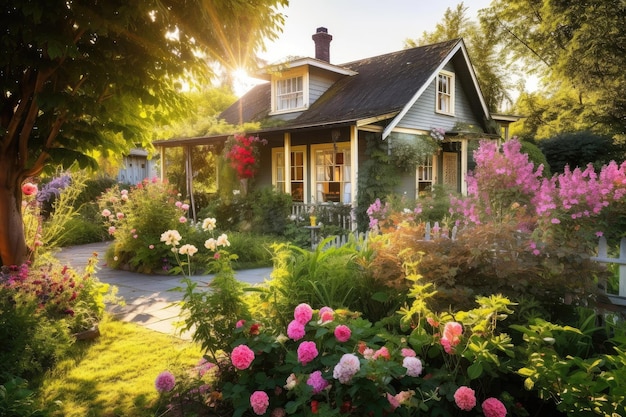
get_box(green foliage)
[520,139,551,177]
[251,187,292,236]
[538,131,626,173]
[176,251,250,364]
[256,241,404,328]
[483,0,626,136]
[99,179,190,273]
[0,375,46,417]
[356,132,401,232]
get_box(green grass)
[37,315,203,417]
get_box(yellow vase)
[310,216,317,226]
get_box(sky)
[258,0,493,65]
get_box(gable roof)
[219,38,490,133]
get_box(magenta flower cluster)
[154,370,176,393]
[452,138,626,228]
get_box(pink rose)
[318,306,334,323]
[334,325,351,342]
[297,341,318,365]
[306,370,328,393]
[250,391,269,415]
[482,398,507,417]
[21,182,38,196]
[287,320,306,341]
[155,371,175,393]
[231,344,255,370]
[401,348,416,357]
[454,386,477,411]
[294,303,313,324]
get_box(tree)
[480,0,626,136]
[0,0,286,266]
[405,3,514,112]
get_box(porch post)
[460,139,468,195]
[350,125,358,206]
[159,146,165,182]
[185,145,197,221]
[284,132,291,196]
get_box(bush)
[99,178,192,273]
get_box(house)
[117,148,157,184]
[154,28,511,225]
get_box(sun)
[232,68,262,97]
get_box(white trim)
[270,68,309,115]
[256,58,358,81]
[435,70,455,116]
[350,126,358,206]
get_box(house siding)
[309,70,336,105]
[396,63,482,132]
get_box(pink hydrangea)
[231,344,255,370]
[155,371,176,393]
[297,341,319,365]
[333,353,361,384]
[334,325,351,342]
[287,320,306,341]
[454,386,477,411]
[402,356,423,377]
[482,398,507,417]
[294,303,313,324]
[250,391,269,415]
[306,370,328,393]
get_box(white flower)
[216,233,230,247]
[204,238,217,251]
[402,356,423,377]
[202,217,217,231]
[160,230,182,246]
[333,353,360,384]
[179,244,198,256]
[284,373,297,390]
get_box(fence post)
[620,237,626,298]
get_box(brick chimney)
[312,27,332,62]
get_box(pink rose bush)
[231,344,255,370]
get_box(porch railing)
[292,202,354,231]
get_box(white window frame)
[310,143,351,204]
[272,146,307,202]
[270,68,309,114]
[436,70,455,115]
[416,154,437,197]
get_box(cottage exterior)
[155,28,511,213]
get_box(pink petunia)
[294,303,313,324]
[297,341,319,365]
[334,325,351,342]
[250,391,269,415]
[231,344,255,370]
[287,320,306,341]
[21,182,38,196]
[482,397,507,417]
[454,386,477,411]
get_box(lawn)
[37,315,203,417]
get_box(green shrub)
[99,179,191,273]
[0,374,46,417]
[251,187,292,236]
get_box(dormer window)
[277,76,303,110]
[436,70,455,115]
[271,68,308,114]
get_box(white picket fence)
[591,236,626,306]
[317,221,457,250]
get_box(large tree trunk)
[0,185,27,266]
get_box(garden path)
[54,242,272,339]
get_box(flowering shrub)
[224,133,267,180]
[98,178,194,273]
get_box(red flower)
[250,323,260,335]
[311,400,319,414]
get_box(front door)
[442,152,459,192]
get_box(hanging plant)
[389,130,443,172]
[223,134,267,180]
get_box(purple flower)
[155,371,176,393]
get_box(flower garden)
[3,138,626,416]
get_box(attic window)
[270,68,308,114]
[276,76,304,111]
[436,70,455,115]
